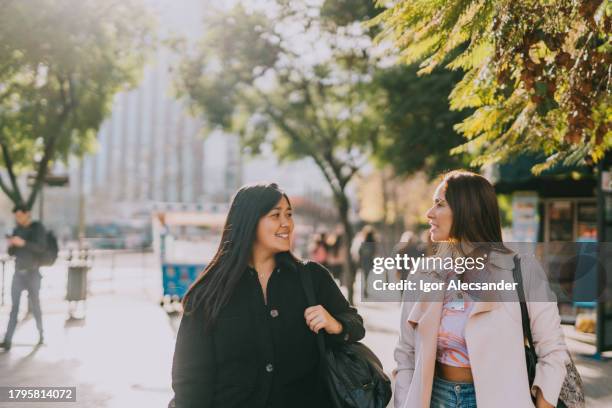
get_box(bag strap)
[298,262,327,361]
[513,255,536,352]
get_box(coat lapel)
[469,301,499,317]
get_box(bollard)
[66,248,90,319]
[66,266,88,302]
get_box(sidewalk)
[0,294,177,408]
[0,253,177,408]
[1,256,611,407]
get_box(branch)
[26,74,75,208]
[0,140,24,204]
[0,122,21,204]
[300,80,365,191]
[310,150,343,195]
[0,172,17,204]
[302,80,337,141]
[241,86,348,196]
[341,164,360,189]
[257,95,343,194]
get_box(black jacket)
[171,260,365,408]
[8,221,46,272]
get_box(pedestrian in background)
[1,205,47,350]
[325,229,345,282]
[357,225,378,298]
[170,183,365,408]
[309,232,329,267]
[393,230,422,282]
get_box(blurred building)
[32,0,334,245]
[30,1,241,245]
[79,0,242,206]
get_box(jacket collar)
[406,295,500,326]
[487,249,516,271]
[404,247,516,324]
[405,257,514,326]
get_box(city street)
[1,1,610,407]
[1,252,611,407]
[0,252,176,408]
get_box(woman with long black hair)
[171,183,365,408]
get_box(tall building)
[67,0,244,224]
[26,0,333,240]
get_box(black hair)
[12,204,30,213]
[182,182,298,328]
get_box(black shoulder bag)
[299,262,392,408]
[513,255,584,408]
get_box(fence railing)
[0,249,160,310]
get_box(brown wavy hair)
[439,170,509,251]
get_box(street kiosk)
[153,211,225,305]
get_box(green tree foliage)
[373,0,611,174]
[178,1,384,302]
[320,0,381,28]
[372,63,471,177]
[0,0,153,208]
[321,0,471,178]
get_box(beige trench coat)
[394,250,569,408]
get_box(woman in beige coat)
[394,171,568,408]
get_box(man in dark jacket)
[1,205,46,350]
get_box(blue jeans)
[3,270,43,344]
[430,376,477,408]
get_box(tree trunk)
[334,190,357,304]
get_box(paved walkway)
[0,252,177,408]
[0,255,611,407]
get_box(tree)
[372,63,471,177]
[0,0,153,209]
[178,2,384,303]
[374,0,611,173]
[320,0,472,178]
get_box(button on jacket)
[171,260,365,408]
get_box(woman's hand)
[534,387,554,408]
[304,305,343,334]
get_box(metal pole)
[111,250,115,293]
[39,185,45,223]
[1,259,5,307]
[596,152,612,355]
[78,159,85,250]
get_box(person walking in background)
[309,232,329,268]
[393,231,422,283]
[170,183,365,408]
[1,205,47,350]
[357,225,378,298]
[326,229,345,283]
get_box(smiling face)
[425,182,453,242]
[253,196,294,257]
